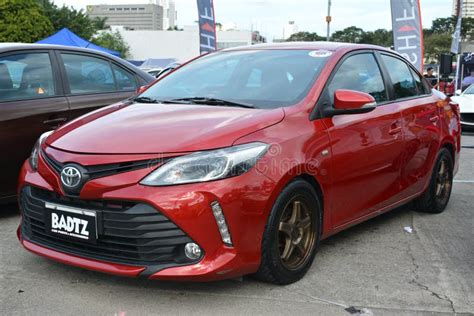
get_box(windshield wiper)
[134,96,160,103]
[134,97,193,104]
[170,97,256,109]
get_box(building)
[283,21,298,40]
[452,0,474,18]
[118,25,266,62]
[86,1,177,31]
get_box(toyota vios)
[18,43,461,284]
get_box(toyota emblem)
[61,166,82,188]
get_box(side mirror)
[323,89,377,117]
[334,89,376,110]
[455,89,462,96]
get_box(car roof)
[224,41,391,53]
[0,43,154,81]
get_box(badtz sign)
[390,0,424,72]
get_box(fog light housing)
[184,243,202,260]
[211,201,233,246]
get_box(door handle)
[430,116,439,123]
[389,122,402,135]
[43,117,68,125]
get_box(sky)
[54,0,453,40]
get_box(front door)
[320,52,404,227]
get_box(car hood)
[452,95,474,113]
[47,102,285,154]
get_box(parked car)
[18,43,461,285]
[452,84,474,130]
[147,62,181,78]
[146,68,163,77]
[0,43,154,203]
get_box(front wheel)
[254,179,321,285]
[414,148,454,214]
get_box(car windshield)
[464,85,474,95]
[139,50,330,109]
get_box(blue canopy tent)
[37,28,121,57]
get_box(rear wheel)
[414,148,453,214]
[254,179,321,285]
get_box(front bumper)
[18,149,277,281]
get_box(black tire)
[414,148,453,214]
[254,179,322,285]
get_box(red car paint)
[18,43,461,281]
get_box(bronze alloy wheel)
[435,157,452,205]
[278,197,316,271]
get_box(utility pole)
[326,0,332,41]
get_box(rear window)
[0,53,56,102]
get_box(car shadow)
[0,203,20,219]
[38,203,416,292]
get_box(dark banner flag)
[390,0,424,72]
[197,0,217,54]
[451,0,463,54]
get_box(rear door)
[321,52,405,227]
[0,50,68,198]
[56,51,139,119]
[378,53,439,197]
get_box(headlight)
[140,142,269,186]
[30,131,54,170]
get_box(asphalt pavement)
[1,134,473,316]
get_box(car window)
[327,53,387,104]
[410,68,430,95]
[464,85,474,95]
[112,65,138,91]
[0,53,56,102]
[61,54,115,94]
[381,54,418,99]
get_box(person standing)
[424,67,439,89]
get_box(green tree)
[331,26,365,43]
[361,29,393,47]
[286,32,325,42]
[0,0,53,43]
[423,33,452,63]
[431,16,474,38]
[37,0,107,40]
[91,31,130,58]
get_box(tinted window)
[410,68,430,95]
[327,53,387,103]
[381,54,418,99]
[61,54,115,94]
[0,53,55,101]
[113,65,138,91]
[140,50,329,109]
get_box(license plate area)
[44,202,98,244]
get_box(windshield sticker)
[309,50,332,58]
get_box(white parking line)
[454,180,474,183]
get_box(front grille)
[41,151,165,180]
[21,186,196,266]
[461,113,474,124]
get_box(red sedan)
[18,43,461,284]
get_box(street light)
[326,0,332,41]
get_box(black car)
[0,44,155,203]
